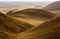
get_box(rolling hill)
[0,8,59,39]
[0,12,33,39]
[17,16,60,39]
[7,8,55,19]
[7,8,56,26]
[43,1,60,16]
[43,1,60,10]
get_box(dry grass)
[7,8,56,26]
[0,8,60,39]
[0,12,33,39]
[17,16,60,39]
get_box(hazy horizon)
[0,1,56,7]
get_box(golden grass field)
[0,6,60,39]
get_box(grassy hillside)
[17,16,60,39]
[7,8,56,26]
[7,8,55,20]
[0,8,59,39]
[0,12,33,39]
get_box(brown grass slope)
[43,1,60,10]
[0,12,33,39]
[18,16,60,39]
[7,8,55,20]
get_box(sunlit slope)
[0,12,33,39]
[17,16,60,39]
[7,8,56,26]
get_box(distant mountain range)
[43,1,60,10]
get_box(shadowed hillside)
[7,8,56,26]
[17,16,60,39]
[7,8,55,20]
[0,12,33,39]
[0,8,59,39]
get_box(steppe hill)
[43,1,60,10]
[0,7,60,39]
[0,12,33,39]
[43,1,60,16]
[7,8,56,26]
[18,15,60,39]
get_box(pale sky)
[0,0,59,1]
